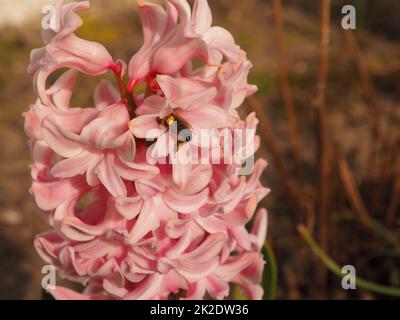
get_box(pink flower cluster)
[25,0,269,300]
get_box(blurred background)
[0,0,399,299]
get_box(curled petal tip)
[108,62,121,74]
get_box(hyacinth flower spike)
[26,0,269,300]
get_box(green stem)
[368,219,399,248]
[332,211,399,248]
[298,224,400,297]
[262,243,278,300]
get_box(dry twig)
[272,0,304,181]
[344,30,387,210]
[338,155,399,247]
[247,96,315,231]
[315,0,331,294]
[387,150,400,225]
[344,30,383,144]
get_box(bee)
[158,113,193,148]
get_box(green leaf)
[262,243,278,300]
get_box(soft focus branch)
[315,0,332,293]
[386,140,400,224]
[272,0,304,181]
[247,96,315,231]
[338,155,399,248]
[344,30,387,210]
[344,30,383,145]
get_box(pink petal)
[180,233,225,263]
[31,140,52,169]
[136,95,168,116]
[169,0,192,24]
[250,208,268,250]
[239,256,265,284]
[178,105,237,129]
[219,194,258,226]
[182,164,212,195]
[96,153,127,197]
[34,232,66,264]
[59,217,103,242]
[232,257,265,300]
[152,35,208,76]
[128,1,168,80]
[157,75,216,109]
[165,218,191,239]
[31,178,83,211]
[195,215,227,234]
[229,226,252,251]
[41,1,90,43]
[94,80,120,110]
[215,252,258,281]
[33,103,98,134]
[76,239,123,259]
[46,69,78,110]
[115,155,160,181]
[116,133,136,162]
[51,35,113,75]
[41,116,83,157]
[129,115,163,139]
[184,281,206,300]
[205,275,230,300]
[51,151,96,178]
[49,286,108,300]
[80,109,129,150]
[53,197,75,222]
[215,177,246,213]
[192,0,212,34]
[128,198,159,245]
[123,273,163,300]
[203,26,242,63]
[114,195,143,220]
[245,159,268,195]
[166,227,192,259]
[23,105,42,140]
[172,161,192,188]
[163,187,209,214]
[162,270,188,295]
[103,279,128,299]
[138,1,167,48]
[33,34,113,105]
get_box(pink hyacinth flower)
[28,0,114,106]
[26,0,269,301]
